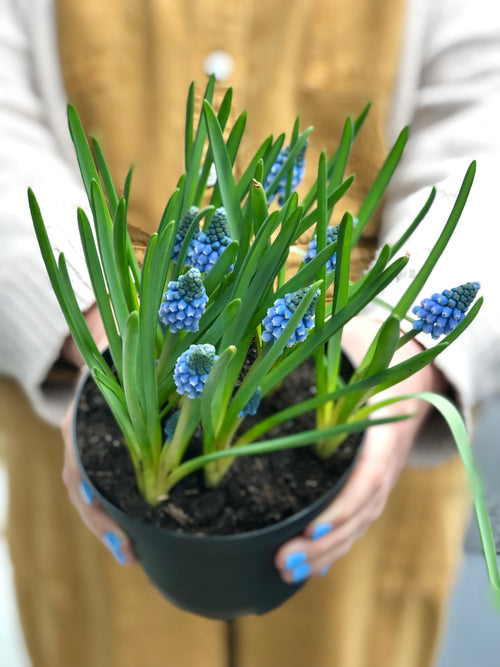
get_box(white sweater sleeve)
[365,0,500,463]
[0,0,94,425]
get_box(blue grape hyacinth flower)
[304,225,339,274]
[412,281,480,339]
[190,207,233,273]
[158,268,208,333]
[262,287,320,347]
[174,344,219,399]
[238,386,262,418]
[265,142,307,206]
[173,206,200,264]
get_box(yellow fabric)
[56,0,404,277]
[4,1,473,665]
[4,379,470,667]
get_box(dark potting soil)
[76,358,362,536]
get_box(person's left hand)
[274,317,446,583]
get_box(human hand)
[274,317,446,583]
[60,304,137,565]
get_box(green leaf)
[28,189,109,375]
[90,179,130,333]
[184,82,195,171]
[164,415,405,491]
[392,162,476,319]
[295,176,354,240]
[388,187,436,260]
[369,392,500,602]
[195,87,234,206]
[314,151,329,328]
[67,105,99,203]
[236,135,274,202]
[328,116,353,192]
[122,311,148,440]
[201,345,237,448]
[91,366,141,461]
[181,77,216,213]
[210,111,247,208]
[92,137,119,217]
[139,222,176,448]
[203,100,244,240]
[203,240,239,296]
[113,198,139,313]
[77,208,123,378]
[264,128,313,202]
[354,127,408,243]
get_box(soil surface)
[76,357,362,536]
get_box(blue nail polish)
[312,523,332,540]
[320,565,330,577]
[103,531,126,565]
[292,563,312,583]
[79,480,94,505]
[285,551,308,571]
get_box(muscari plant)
[28,79,499,603]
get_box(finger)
[275,494,384,583]
[62,458,137,565]
[61,403,137,565]
[278,523,369,583]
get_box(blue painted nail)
[79,480,94,505]
[320,565,330,577]
[103,531,126,565]
[312,523,332,540]
[292,563,312,583]
[285,551,308,571]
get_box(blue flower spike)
[262,287,320,347]
[191,207,233,274]
[173,205,200,264]
[174,344,219,399]
[412,281,480,339]
[164,410,181,442]
[265,142,307,206]
[238,386,262,418]
[304,225,339,274]
[158,268,208,333]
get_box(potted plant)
[28,79,500,619]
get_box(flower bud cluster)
[262,287,319,347]
[304,225,339,274]
[174,344,218,398]
[412,281,480,339]
[173,206,199,263]
[191,207,233,273]
[265,143,306,206]
[238,386,262,418]
[158,268,208,332]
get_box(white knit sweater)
[1,0,500,452]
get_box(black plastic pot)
[73,356,362,620]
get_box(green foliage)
[29,79,498,599]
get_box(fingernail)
[285,551,308,571]
[292,563,312,583]
[103,531,126,565]
[320,565,330,577]
[79,480,94,505]
[312,523,332,540]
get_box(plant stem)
[157,397,199,492]
[156,330,176,380]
